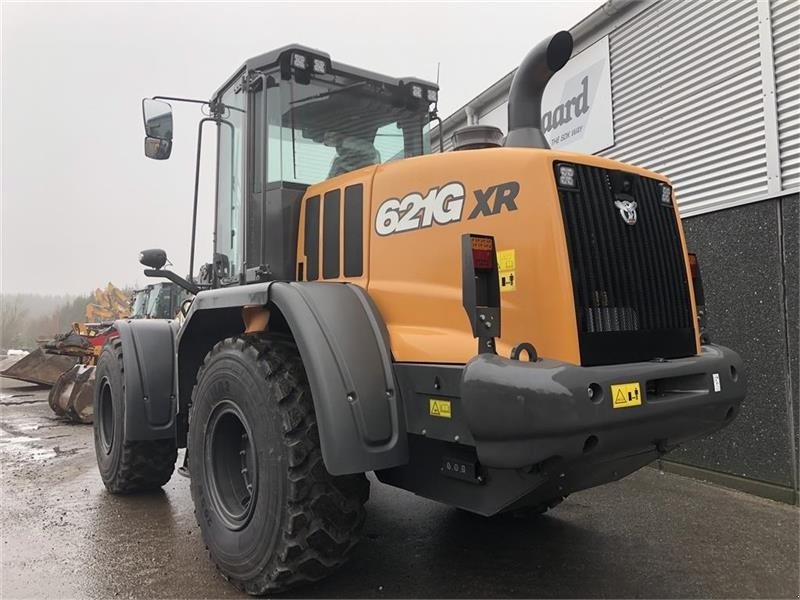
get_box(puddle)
[0,432,57,461]
[17,423,45,432]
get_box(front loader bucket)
[0,349,78,386]
[48,364,96,424]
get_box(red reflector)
[688,253,699,278]
[471,236,494,270]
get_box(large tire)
[93,337,177,493]
[188,334,369,595]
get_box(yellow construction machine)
[92,32,745,594]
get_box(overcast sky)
[2,1,600,295]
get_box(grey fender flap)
[113,319,179,441]
[177,282,407,475]
[270,282,408,475]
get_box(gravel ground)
[1,375,798,599]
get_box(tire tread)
[191,334,369,594]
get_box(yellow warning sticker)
[497,249,516,292]
[611,382,642,408]
[429,398,452,418]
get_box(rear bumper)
[460,344,745,469]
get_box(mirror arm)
[151,95,244,117]
[143,269,200,295]
[152,95,209,106]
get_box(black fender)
[111,318,179,441]
[176,281,408,475]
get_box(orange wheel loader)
[92,32,745,594]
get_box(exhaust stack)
[505,31,573,149]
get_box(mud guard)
[113,319,180,441]
[177,282,408,475]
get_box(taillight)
[688,252,698,277]
[461,234,501,354]
[688,253,709,344]
[471,236,495,270]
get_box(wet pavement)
[1,375,798,599]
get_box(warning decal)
[610,382,642,409]
[497,249,516,292]
[429,398,452,418]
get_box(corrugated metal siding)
[441,133,454,152]
[602,0,769,217]
[771,0,800,191]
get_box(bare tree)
[0,296,29,349]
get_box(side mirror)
[139,248,168,270]
[142,98,173,160]
[139,248,201,294]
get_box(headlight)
[426,89,438,103]
[557,163,577,188]
[410,84,423,99]
[660,183,673,206]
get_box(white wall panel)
[602,0,770,217]
[435,0,795,213]
[771,0,800,191]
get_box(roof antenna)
[431,61,444,153]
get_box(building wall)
[678,195,798,495]
[603,0,771,214]
[601,0,798,498]
[600,1,798,498]
[440,0,799,212]
[773,0,800,191]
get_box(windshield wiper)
[289,81,367,106]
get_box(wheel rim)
[98,378,115,454]
[205,401,258,530]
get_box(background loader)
[1,282,190,423]
[93,32,746,594]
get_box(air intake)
[451,125,504,151]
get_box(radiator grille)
[556,163,695,365]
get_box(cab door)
[214,73,246,283]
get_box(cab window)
[215,78,245,281]
[263,74,432,186]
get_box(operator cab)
[142,45,438,288]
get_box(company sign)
[540,35,614,154]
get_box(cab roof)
[211,43,438,102]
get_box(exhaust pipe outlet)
[505,31,573,149]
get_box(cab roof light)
[290,53,329,76]
[410,84,423,99]
[426,88,438,103]
[312,57,327,74]
[291,53,307,70]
